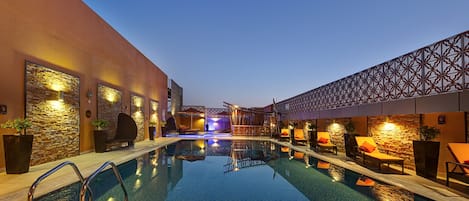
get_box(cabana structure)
[224,102,265,136]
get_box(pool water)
[37,140,431,201]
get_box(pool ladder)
[27,161,93,201]
[80,161,128,201]
[28,161,128,201]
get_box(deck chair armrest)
[446,161,469,173]
[446,161,469,168]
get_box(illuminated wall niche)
[97,84,122,139]
[150,100,160,134]
[25,61,80,165]
[368,114,420,170]
[131,94,145,141]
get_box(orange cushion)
[464,160,469,165]
[318,137,328,144]
[359,141,376,153]
[281,132,288,136]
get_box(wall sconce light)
[58,91,64,102]
[86,89,93,104]
[48,90,64,102]
[383,116,395,131]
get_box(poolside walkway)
[0,135,467,201]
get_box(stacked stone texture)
[368,115,419,170]
[131,95,145,142]
[26,62,80,166]
[97,85,122,140]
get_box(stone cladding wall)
[131,94,145,142]
[325,119,349,153]
[25,62,80,165]
[368,115,420,170]
[97,84,122,140]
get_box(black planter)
[161,127,166,137]
[309,130,318,150]
[94,130,108,153]
[149,126,156,140]
[3,135,33,174]
[290,128,296,145]
[344,133,359,158]
[413,141,440,179]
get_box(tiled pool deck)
[0,134,467,201]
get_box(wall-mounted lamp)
[48,90,64,102]
[86,89,93,104]
[58,91,64,102]
[383,116,395,131]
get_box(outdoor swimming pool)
[37,140,431,201]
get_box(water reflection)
[49,140,429,201]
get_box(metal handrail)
[28,161,92,201]
[80,161,128,201]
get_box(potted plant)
[92,119,109,131]
[344,121,355,134]
[344,121,359,158]
[288,122,297,144]
[148,120,157,140]
[413,125,440,179]
[91,119,109,153]
[1,118,33,174]
[307,123,318,150]
[160,121,166,137]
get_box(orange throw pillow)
[318,137,328,144]
[359,141,376,153]
[464,160,469,165]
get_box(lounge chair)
[105,113,137,150]
[355,136,404,174]
[446,143,469,186]
[280,128,290,141]
[316,132,337,155]
[294,129,307,145]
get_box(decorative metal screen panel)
[278,31,469,118]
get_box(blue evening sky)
[83,0,469,108]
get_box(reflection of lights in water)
[151,157,158,167]
[107,197,116,201]
[328,165,345,182]
[134,178,142,190]
[211,142,220,147]
[234,167,240,172]
[270,143,275,151]
[152,168,158,177]
[213,139,218,143]
[136,157,143,176]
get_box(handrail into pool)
[28,161,92,201]
[80,161,128,201]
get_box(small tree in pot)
[148,120,157,140]
[413,125,440,179]
[1,118,33,174]
[91,119,109,153]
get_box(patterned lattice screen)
[278,31,468,117]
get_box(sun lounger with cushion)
[294,129,307,144]
[446,143,469,186]
[280,128,290,141]
[316,132,337,155]
[355,136,404,174]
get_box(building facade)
[0,1,168,170]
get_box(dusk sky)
[83,0,469,108]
